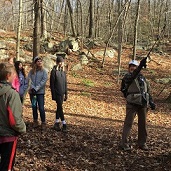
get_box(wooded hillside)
[0,0,171,170]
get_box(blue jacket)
[18,71,28,97]
[28,68,48,94]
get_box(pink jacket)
[12,76,20,92]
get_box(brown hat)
[56,56,64,63]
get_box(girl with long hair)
[14,61,28,103]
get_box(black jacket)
[50,65,67,100]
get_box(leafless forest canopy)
[0,0,171,44]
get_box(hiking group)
[0,55,68,170]
[0,54,156,170]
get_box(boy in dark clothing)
[0,62,26,170]
[50,56,68,132]
[120,57,156,151]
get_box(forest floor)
[1,31,171,171]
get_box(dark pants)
[121,104,147,146]
[20,96,24,104]
[30,94,46,123]
[0,138,18,171]
[56,95,65,121]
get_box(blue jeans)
[30,94,46,123]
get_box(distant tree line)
[0,0,170,41]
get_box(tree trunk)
[132,0,140,60]
[66,0,76,37]
[117,0,123,84]
[88,0,94,38]
[77,0,84,50]
[56,0,65,31]
[33,0,41,60]
[64,4,68,37]
[16,0,22,61]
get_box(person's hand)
[139,57,147,68]
[149,101,156,110]
[31,88,37,95]
[64,94,68,101]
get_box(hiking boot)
[53,122,61,131]
[62,124,67,133]
[120,144,131,151]
[139,144,149,151]
[41,122,46,130]
[33,120,39,128]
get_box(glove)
[64,94,67,101]
[31,88,37,95]
[139,57,147,68]
[149,101,156,110]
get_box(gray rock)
[0,40,6,49]
[94,48,117,58]
[79,54,88,65]
[71,63,82,71]
[155,78,171,84]
[43,56,56,72]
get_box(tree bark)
[16,0,22,61]
[132,0,140,60]
[117,0,123,84]
[33,0,41,60]
[77,0,84,49]
[88,0,94,38]
[66,0,76,37]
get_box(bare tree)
[66,0,76,37]
[117,0,123,83]
[77,0,84,49]
[33,0,41,59]
[132,0,141,60]
[88,0,94,38]
[101,0,130,68]
[16,0,22,61]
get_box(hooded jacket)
[18,71,28,97]
[0,82,26,137]
[28,68,48,94]
[50,65,67,100]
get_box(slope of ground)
[1,31,171,171]
[16,50,171,171]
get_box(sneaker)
[41,122,46,130]
[62,124,67,132]
[53,122,61,131]
[139,144,149,151]
[120,144,131,151]
[33,120,39,128]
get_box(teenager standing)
[28,56,48,130]
[0,62,26,170]
[50,56,68,132]
[14,61,28,104]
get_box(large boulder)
[79,52,88,65]
[94,48,117,58]
[58,37,79,53]
[43,55,56,72]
